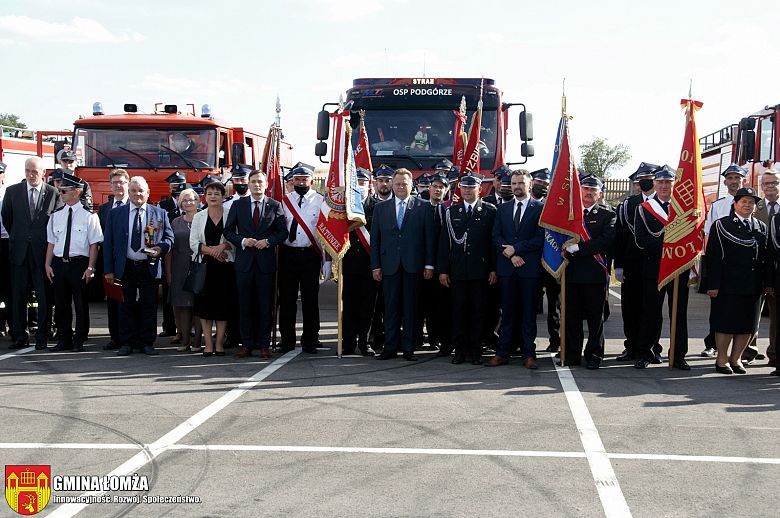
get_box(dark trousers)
[160,278,176,335]
[119,262,159,349]
[452,279,488,359]
[418,277,451,350]
[235,268,274,349]
[482,281,500,346]
[0,238,10,332]
[106,297,120,345]
[620,269,643,355]
[278,246,321,348]
[369,282,385,347]
[496,274,539,359]
[637,270,689,362]
[342,273,377,352]
[565,282,606,364]
[10,248,51,343]
[541,270,561,348]
[52,257,91,345]
[382,269,422,353]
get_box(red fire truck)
[61,102,294,207]
[699,103,779,204]
[0,125,56,184]
[314,77,533,188]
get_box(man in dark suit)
[223,169,288,359]
[371,168,435,361]
[97,168,130,350]
[561,175,616,369]
[438,171,497,365]
[486,169,544,369]
[1,157,62,350]
[342,168,378,356]
[103,176,173,356]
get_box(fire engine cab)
[699,103,779,204]
[66,102,293,207]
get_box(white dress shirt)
[47,202,103,257]
[513,197,527,223]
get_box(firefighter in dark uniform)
[45,173,103,351]
[418,172,452,354]
[416,174,432,201]
[633,166,691,370]
[341,168,378,356]
[157,171,186,340]
[613,162,660,361]
[424,159,452,202]
[438,171,497,364]
[57,149,93,209]
[367,164,395,350]
[560,175,615,368]
[484,165,511,206]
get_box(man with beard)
[367,164,395,350]
[484,165,511,206]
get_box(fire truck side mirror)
[316,110,330,141]
[741,130,756,161]
[519,111,534,142]
[314,141,328,157]
[521,142,535,158]
[231,143,244,167]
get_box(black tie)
[513,201,522,230]
[584,208,589,217]
[114,200,123,209]
[289,195,304,242]
[63,207,73,260]
[744,219,752,232]
[769,202,776,219]
[660,201,669,215]
[131,208,142,252]
[466,205,472,218]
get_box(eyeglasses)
[111,180,128,186]
[763,181,779,187]
[180,198,198,204]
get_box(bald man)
[1,157,62,349]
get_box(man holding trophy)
[103,176,174,356]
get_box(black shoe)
[451,353,466,365]
[143,345,159,356]
[732,364,747,374]
[215,351,225,356]
[545,343,560,352]
[51,342,72,352]
[359,346,375,357]
[278,345,295,354]
[403,352,418,361]
[302,346,318,354]
[9,340,29,350]
[159,330,176,338]
[715,364,733,374]
[376,351,397,360]
[72,343,84,352]
[103,341,120,350]
[634,359,651,369]
[34,340,47,350]
[203,350,214,357]
[650,355,663,364]
[672,359,691,370]
[615,352,636,362]
[586,360,600,370]
[117,346,133,356]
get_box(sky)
[2,0,779,178]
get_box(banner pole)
[669,276,679,369]
[337,258,343,359]
[271,248,279,349]
[560,268,567,365]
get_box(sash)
[283,195,323,256]
[640,199,669,225]
[356,226,371,254]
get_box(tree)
[0,113,27,129]
[578,137,631,180]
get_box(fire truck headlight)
[92,102,104,116]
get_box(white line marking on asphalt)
[46,349,301,518]
[0,347,34,361]
[608,453,780,465]
[0,443,140,450]
[608,288,622,300]
[553,354,633,518]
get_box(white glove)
[614,268,624,283]
[321,261,333,283]
[565,244,579,253]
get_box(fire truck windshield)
[356,109,498,170]
[74,128,217,169]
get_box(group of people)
[0,153,778,377]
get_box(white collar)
[27,182,41,191]
[132,203,147,212]
[396,196,411,205]
[584,203,597,212]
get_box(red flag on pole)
[354,111,374,194]
[452,95,467,168]
[261,124,283,202]
[451,84,483,204]
[658,99,707,289]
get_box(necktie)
[63,207,73,260]
[769,202,776,219]
[584,208,589,217]
[513,201,522,230]
[253,201,260,227]
[114,200,123,209]
[466,205,473,219]
[661,201,669,215]
[744,219,752,232]
[397,200,406,229]
[131,208,142,252]
[29,188,37,219]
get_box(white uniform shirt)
[47,203,103,257]
[223,192,249,215]
[704,193,734,236]
[282,189,323,247]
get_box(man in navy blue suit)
[487,170,544,369]
[223,170,288,360]
[103,176,173,356]
[371,168,435,361]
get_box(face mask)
[638,179,654,192]
[531,185,548,199]
[233,184,249,196]
[293,185,310,196]
[358,186,369,199]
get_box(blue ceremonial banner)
[541,117,569,277]
[346,144,366,225]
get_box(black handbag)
[182,254,207,294]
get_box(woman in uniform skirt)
[705,187,769,374]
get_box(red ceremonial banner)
[261,124,283,203]
[658,99,707,289]
[452,96,467,168]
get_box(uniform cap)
[59,172,84,189]
[198,174,222,188]
[722,163,747,177]
[356,168,371,181]
[230,163,252,178]
[416,175,432,187]
[58,149,77,162]
[654,166,676,180]
[630,161,661,181]
[531,168,551,183]
[580,174,603,189]
[291,165,314,177]
[459,171,483,187]
[164,171,187,184]
[432,159,453,172]
[373,164,395,179]
[734,187,761,203]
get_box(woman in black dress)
[705,187,769,374]
[190,181,235,356]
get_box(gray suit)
[745,198,777,361]
[1,181,61,345]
